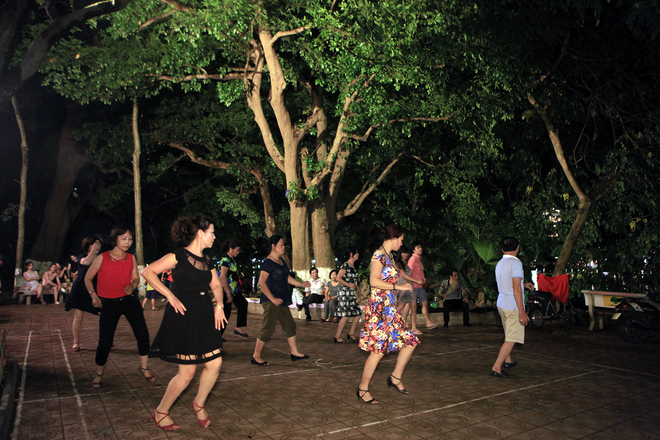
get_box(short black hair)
[110,224,133,247]
[310,267,318,274]
[500,237,519,252]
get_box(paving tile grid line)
[1,304,660,439]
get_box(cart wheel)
[528,305,544,329]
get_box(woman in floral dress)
[357,224,419,404]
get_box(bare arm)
[219,265,232,302]
[258,271,283,306]
[85,254,103,308]
[141,253,186,315]
[513,277,529,325]
[123,255,140,295]
[336,268,356,289]
[289,276,310,289]
[400,271,422,285]
[210,269,227,330]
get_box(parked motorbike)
[611,296,660,343]
[526,290,580,329]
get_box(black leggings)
[96,295,150,366]
[221,291,249,334]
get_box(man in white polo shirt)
[490,237,534,378]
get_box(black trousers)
[221,291,249,334]
[302,293,324,319]
[443,299,470,324]
[96,295,150,366]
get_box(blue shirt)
[259,258,292,306]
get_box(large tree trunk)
[528,93,594,276]
[132,100,144,268]
[29,107,91,261]
[289,201,310,271]
[311,197,336,277]
[12,96,28,279]
[554,198,592,276]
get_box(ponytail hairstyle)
[171,216,214,246]
[266,234,284,253]
[380,224,404,242]
[342,247,358,262]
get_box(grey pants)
[323,298,338,319]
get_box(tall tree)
[11,96,29,278]
[43,0,509,273]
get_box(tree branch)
[271,25,311,44]
[337,151,405,221]
[146,72,245,82]
[351,112,461,142]
[0,0,135,109]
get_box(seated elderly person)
[438,270,471,327]
[302,267,326,322]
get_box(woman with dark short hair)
[250,235,311,366]
[84,225,155,389]
[219,239,249,338]
[142,216,227,431]
[333,248,362,343]
[356,224,419,404]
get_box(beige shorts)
[498,307,525,344]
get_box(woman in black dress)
[65,236,102,352]
[142,216,227,431]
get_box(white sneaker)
[55,301,60,305]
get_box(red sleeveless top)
[97,251,134,299]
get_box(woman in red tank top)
[84,225,156,388]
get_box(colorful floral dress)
[359,249,420,354]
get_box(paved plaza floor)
[1,301,660,439]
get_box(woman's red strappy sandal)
[191,397,211,428]
[151,408,180,431]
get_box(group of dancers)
[63,216,420,430]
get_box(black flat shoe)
[387,375,409,395]
[356,387,378,405]
[503,361,518,368]
[250,356,269,366]
[334,337,347,344]
[290,353,309,361]
[490,369,515,378]
[463,322,471,327]
[234,330,249,338]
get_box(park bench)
[581,290,647,330]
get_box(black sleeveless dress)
[65,254,100,315]
[149,248,223,364]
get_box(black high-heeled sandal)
[334,337,347,344]
[387,375,409,395]
[347,334,358,342]
[355,387,378,405]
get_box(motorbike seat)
[532,291,553,301]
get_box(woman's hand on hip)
[168,296,187,315]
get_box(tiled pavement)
[1,302,660,440]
